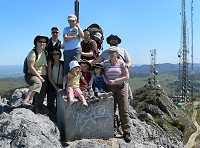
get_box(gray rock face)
[132,84,195,148]
[0,108,62,148]
[0,86,191,147]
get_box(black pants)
[47,80,62,110]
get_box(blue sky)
[0,0,199,66]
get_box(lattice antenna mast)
[150,49,158,85]
[180,0,189,101]
[191,0,194,101]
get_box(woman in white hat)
[65,60,88,106]
[101,46,132,143]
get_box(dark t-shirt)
[81,39,98,60]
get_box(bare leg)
[24,90,36,103]
[78,94,88,106]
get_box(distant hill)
[0,65,23,78]
[0,63,200,79]
[130,63,200,74]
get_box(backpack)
[87,23,104,51]
[23,49,38,76]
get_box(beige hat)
[68,14,77,21]
[108,46,119,53]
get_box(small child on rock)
[65,60,88,106]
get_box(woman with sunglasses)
[47,49,64,113]
[23,35,49,114]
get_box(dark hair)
[83,29,89,32]
[51,27,59,31]
[52,49,62,61]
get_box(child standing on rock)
[65,60,88,106]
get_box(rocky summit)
[0,85,195,147]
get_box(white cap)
[94,32,102,40]
[68,14,77,21]
[69,60,80,70]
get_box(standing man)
[46,27,62,113]
[62,14,84,80]
[81,29,98,60]
[92,34,132,68]
[46,27,62,62]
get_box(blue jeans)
[63,48,81,76]
[93,76,104,93]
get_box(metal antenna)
[150,49,158,85]
[191,0,194,101]
[179,0,189,102]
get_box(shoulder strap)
[56,62,61,84]
[118,54,126,62]
[32,49,38,61]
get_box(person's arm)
[81,76,88,86]
[89,74,95,86]
[63,27,79,42]
[91,57,104,65]
[76,23,84,39]
[124,50,132,68]
[81,51,94,57]
[63,33,78,42]
[125,61,132,68]
[102,74,108,84]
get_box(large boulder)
[132,84,195,146]
[0,108,62,148]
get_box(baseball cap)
[68,14,77,21]
[94,32,102,40]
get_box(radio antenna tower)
[191,0,194,101]
[179,0,189,102]
[150,49,158,85]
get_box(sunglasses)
[52,32,59,34]
[68,20,75,22]
[38,41,46,43]
[108,51,116,54]
[53,53,60,55]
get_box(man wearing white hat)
[62,14,84,79]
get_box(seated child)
[79,59,92,89]
[66,60,88,106]
[89,63,108,97]
[79,59,95,98]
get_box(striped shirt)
[102,59,125,81]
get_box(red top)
[80,71,92,87]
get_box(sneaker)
[114,127,123,138]
[123,133,131,143]
[107,92,113,97]
[69,98,78,106]
[22,101,32,107]
[98,93,107,99]
[82,99,88,106]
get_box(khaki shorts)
[25,74,43,93]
